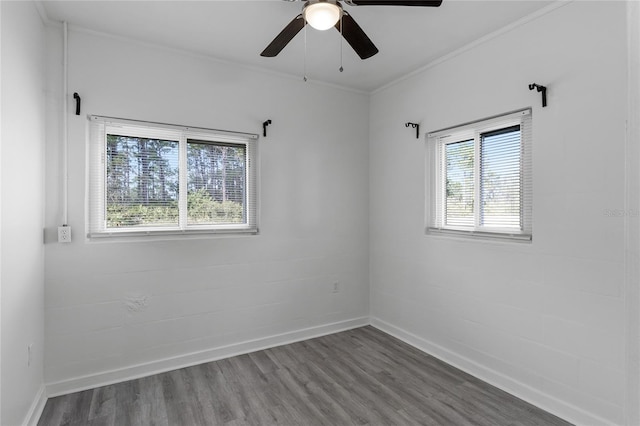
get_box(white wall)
[1,3,4,421]
[1,1,46,425]
[369,2,629,425]
[43,28,370,392]
[625,2,640,424]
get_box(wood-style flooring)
[38,326,572,426]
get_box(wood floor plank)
[55,389,93,425]
[268,360,335,426]
[37,395,70,426]
[88,384,116,421]
[247,350,279,375]
[299,353,380,425]
[225,355,290,425]
[114,400,150,426]
[183,364,228,425]
[38,326,573,426]
[138,374,169,426]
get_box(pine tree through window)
[106,135,180,228]
[187,141,247,226]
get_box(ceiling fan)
[260,0,443,60]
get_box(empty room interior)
[3,0,640,425]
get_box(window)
[426,109,532,241]
[88,116,258,238]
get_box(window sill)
[426,227,532,243]
[87,227,259,243]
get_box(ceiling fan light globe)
[304,2,342,31]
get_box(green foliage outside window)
[106,135,246,228]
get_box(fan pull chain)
[303,21,308,82]
[339,13,344,72]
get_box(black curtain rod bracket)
[405,122,420,139]
[263,119,272,137]
[73,92,81,115]
[528,83,547,107]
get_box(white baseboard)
[23,385,47,426]
[46,317,369,398]
[370,317,610,426]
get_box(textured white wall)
[1,1,46,425]
[369,2,628,425]
[43,28,370,391]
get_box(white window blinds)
[105,134,180,228]
[88,116,258,238]
[479,125,522,229]
[445,139,474,228]
[427,109,532,241]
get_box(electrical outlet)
[332,281,340,293]
[58,226,71,243]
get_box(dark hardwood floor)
[38,326,572,426]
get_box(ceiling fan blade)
[335,13,379,60]
[261,14,306,57]
[348,0,442,6]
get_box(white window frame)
[426,109,532,242]
[87,116,259,239]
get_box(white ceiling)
[40,0,554,93]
